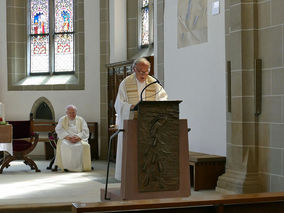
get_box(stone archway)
[30,97,55,121]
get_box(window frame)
[27,0,75,76]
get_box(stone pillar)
[216,0,263,194]
[127,0,138,59]
[156,0,165,85]
[100,0,110,159]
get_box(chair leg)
[23,156,41,172]
[24,159,37,170]
[46,157,55,170]
[52,165,58,172]
[23,157,34,169]
[0,151,3,165]
[0,155,16,174]
[24,160,31,167]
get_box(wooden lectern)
[102,101,190,200]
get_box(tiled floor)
[0,160,223,206]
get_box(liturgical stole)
[125,73,157,105]
[62,115,83,132]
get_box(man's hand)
[65,135,81,143]
[70,135,81,143]
[65,136,73,141]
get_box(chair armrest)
[48,131,57,149]
[29,132,39,152]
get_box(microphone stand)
[133,76,162,111]
[104,129,124,200]
[139,80,159,102]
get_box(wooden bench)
[32,120,99,160]
[31,121,57,160]
[189,151,226,191]
[86,122,99,160]
[72,192,284,213]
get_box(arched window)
[29,0,74,74]
[7,0,84,90]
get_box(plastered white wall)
[164,0,226,156]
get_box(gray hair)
[132,57,151,71]
[65,104,77,112]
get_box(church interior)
[1,0,284,212]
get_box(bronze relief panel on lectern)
[137,101,180,192]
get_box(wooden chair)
[0,120,40,173]
[0,124,13,170]
[46,131,57,170]
[47,130,94,171]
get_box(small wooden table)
[0,124,13,143]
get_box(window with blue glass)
[141,0,149,46]
[29,0,74,74]
[140,0,153,47]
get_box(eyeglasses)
[135,68,150,75]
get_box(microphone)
[150,75,162,86]
[132,76,163,111]
[140,77,162,102]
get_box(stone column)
[100,0,110,159]
[156,0,165,85]
[216,0,263,193]
[127,0,138,59]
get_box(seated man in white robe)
[114,57,168,180]
[55,104,92,172]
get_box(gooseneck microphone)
[132,76,163,111]
[140,78,161,102]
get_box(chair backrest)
[8,121,31,139]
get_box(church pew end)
[72,192,284,213]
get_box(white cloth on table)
[0,143,13,155]
[114,75,168,180]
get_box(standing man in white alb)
[55,104,92,172]
[114,57,168,180]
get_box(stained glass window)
[29,0,74,74]
[31,35,49,73]
[54,0,74,72]
[30,0,49,73]
[55,34,74,72]
[141,0,150,46]
[55,0,73,33]
[30,0,49,34]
